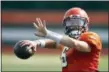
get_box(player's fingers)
[20,40,30,47]
[33,47,36,52]
[20,42,29,47]
[27,45,32,49]
[19,41,24,46]
[26,46,33,53]
[35,18,40,27]
[38,18,44,27]
[33,22,39,30]
[32,46,36,52]
[36,18,42,27]
[43,20,46,28]
[19,41,26,46]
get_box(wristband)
[46,30,63,44]
[35,39,45,48]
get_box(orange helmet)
[63,7,89,39]
[63,7,89,23]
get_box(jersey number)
[61,47,68,67]
[61,52,67,67]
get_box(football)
[14,41,34,59]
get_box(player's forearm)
[45,30,91,52]
[60,36,91,52]
[45,30,76,48]
[44,39,57,48]
[60,36,77,48]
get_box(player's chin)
[14,42,35,59]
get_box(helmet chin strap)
[68,30,81,39]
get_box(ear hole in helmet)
[82,18,88,32]
[63,17,70,26]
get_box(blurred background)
[1,1,108,71]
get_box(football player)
[20,7,102,72]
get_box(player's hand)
[33,18,47,37]
[20,40,37,52]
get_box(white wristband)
[46,30,63,44]
[35,40,45,48]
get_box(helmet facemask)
[63,15,87,39]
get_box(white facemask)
[64,15,86,39]
[68,30,81,39]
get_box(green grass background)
[2,54,108,71]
